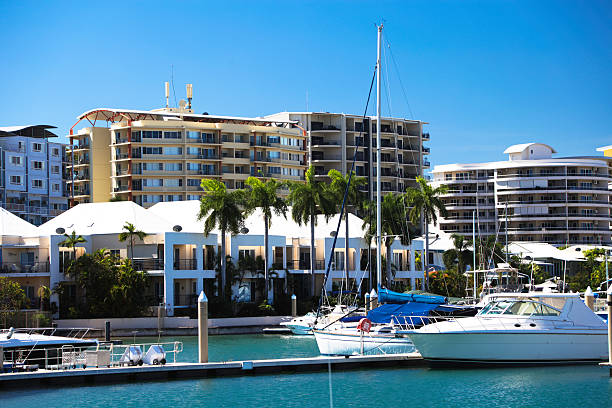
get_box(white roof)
[596,145,612,151]
[507,242,581,262]
[148,200,369,239]
[503,143,557,154]
[0,207,39,237]
[37,201,174,236]
[431,156,608,174]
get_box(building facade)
[431,143,612,246]
[67,108,306,207]
[264,112,430,197]
[0,125,69,225]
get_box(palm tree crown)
[59,231,87,261]
[118,222,147,263]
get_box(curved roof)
[0,125,58,138]
[503,143,557,154]
[37,201,174,236]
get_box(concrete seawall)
[54,316,293,337]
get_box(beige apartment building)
[67,107,306,207]
[431,143,612,246]
[265,112,430,198]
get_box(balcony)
[132,258,165,271]
[422,133,430,140]
[422,147,430,154]
[311,124,340,131]
[423,160,430,167]
[1,262,50,274]
[311,139,340,146]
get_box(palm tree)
[37,285,51,311]
[442,234,473,274]
[243,177,288,301]
[405,176,448,289]
[198,179,245,300]
[118,222,147,265]
[327,169,367,297]
[287,166,336,297]
[362,193,413,288]
[59,231,87,262]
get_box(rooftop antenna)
[186,84,193,110]
[165,82,170,108]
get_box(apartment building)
[66,107,306,207]
[0,125,69,225]
[264,112,429,197]
[431,143,612,246]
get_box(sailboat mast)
[376,24,383,288]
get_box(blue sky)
[0,1,610,169]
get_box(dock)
[0,353,425,389]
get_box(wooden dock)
[0,353,425,389]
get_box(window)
[52,147,60,157]
[268,136,280,144]
[163,147,182,155]
[142,131,162,139]
[143,147,162,155]
[32,143,42,152]
[52,183,60,192]
[268,166,281,174]
[187,179,201,186]
[33,161,43,170]
[165,163,183,171]
[109,249,120,257]
[51,165,60,174]
[10,175,21,185]
[165,179,183,187]
[164,131,181,139]
[143,163,163,171]
[143,179,163,187]
[187,131,200,139]
[10,156,22,165]
[32,179,43,188]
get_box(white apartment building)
[1,201,426,317]
[264,112,430,197]
[0,125,68,225]
[431,143,612,246]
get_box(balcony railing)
[287,260,326,270]
[174,294,197,307]
[1,262,50,273]
[174,258,197,270]
[132,258,165,271]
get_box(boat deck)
[0,353,425,389]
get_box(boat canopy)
[341,302,441,324]
[378,288,446,305]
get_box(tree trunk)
[425,222,430,291]
[264,214,269,303]
[221,230,227,299]
[310,211,316,298]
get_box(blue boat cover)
[377,287,446,305]
[341,302,440,324]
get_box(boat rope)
[315,65,377,323]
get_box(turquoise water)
[2,335,611,407]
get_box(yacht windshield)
[480,300,561,317]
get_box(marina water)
[2,335,610,407]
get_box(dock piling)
[198,291,208,363]
[104,321,111,342]
[291,294,297,317]
[364,293,370,313]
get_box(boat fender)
[357,318,372,333]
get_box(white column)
[164,274,175,317]
[195,243,204,271]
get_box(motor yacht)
[401,293,608,365]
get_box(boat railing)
[1,341,183,372]
[395,314,551,333]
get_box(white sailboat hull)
[408,331,608,365]
[313,329,414,356]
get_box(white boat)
[281,312,317,335]
[401,293,609,366]
[313,323,414,356]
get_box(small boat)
[281,312,317,335]
[401,293,609,366]
[1,327,98,369]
